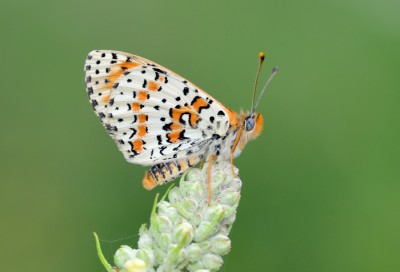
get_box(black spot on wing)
[173,143,182,152]
[157,135,162,145]
[87,87,94,95]
[159,146,167,155]
[162,123,172,131]
[153,68,167,74]
[91,99,98,109]
[131,115,137,124]
[129,128,137,139]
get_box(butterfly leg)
[230,126,243,177]
[230,152,236,177]
[207,154,217,205]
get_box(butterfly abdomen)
[142,156,202,189]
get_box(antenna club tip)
[272,66,279,73]
[259,52,265,61]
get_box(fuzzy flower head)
[96,161,242,272]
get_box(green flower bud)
[210,234,231,255]
[114,245,136,269]
[186,168,202,181]
[205,204,225,223]
[202,253,223,270]
[197,240,211,252]
[173,203,192,220]
[136,248,155,267]
[158,232,172,251]
[223,205,237,220]
[186,262,205,271]
[186,243,202,262]
[163,243,186,270]
[220,188,240,206]
[191,211,203,226]
[181,197,198,214]
[173,221,194,245]
[158,201,180,223]
[179,178,195,196]
[210,171,226,190]
[167,187,181,204]
[194,221,214,242]
[153,215,173,233]
[185,181,205,201]
[138,225,152,249]
[154,246,166,266]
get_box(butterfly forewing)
[84,50,231,166]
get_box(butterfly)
[84,50,277,201]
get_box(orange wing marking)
[170,105,200,127]
[132,139,144,153]
[137,114,147,137]
[138,125,147,137]
[101,94,110,103]
[104,62,140,89]
[132,102,141,112]
[138,91,148,101]
[138,114,147,123]
[167,130,183,143]
[191,97,209,113]
[147,81,159,91]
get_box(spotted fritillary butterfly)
[84,50,277,192]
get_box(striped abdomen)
[142,156,201,189]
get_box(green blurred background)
[1,0,399,271]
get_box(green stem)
[93,232,113,271]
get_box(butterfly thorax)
[207,111,264,161]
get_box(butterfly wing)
[84,50,237,166]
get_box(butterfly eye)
[245,117,255,131]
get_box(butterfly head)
[243,112,264,140]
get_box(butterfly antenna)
[253,66,279,112]
[251,52,265,112]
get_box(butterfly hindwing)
[84,50,233,166]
